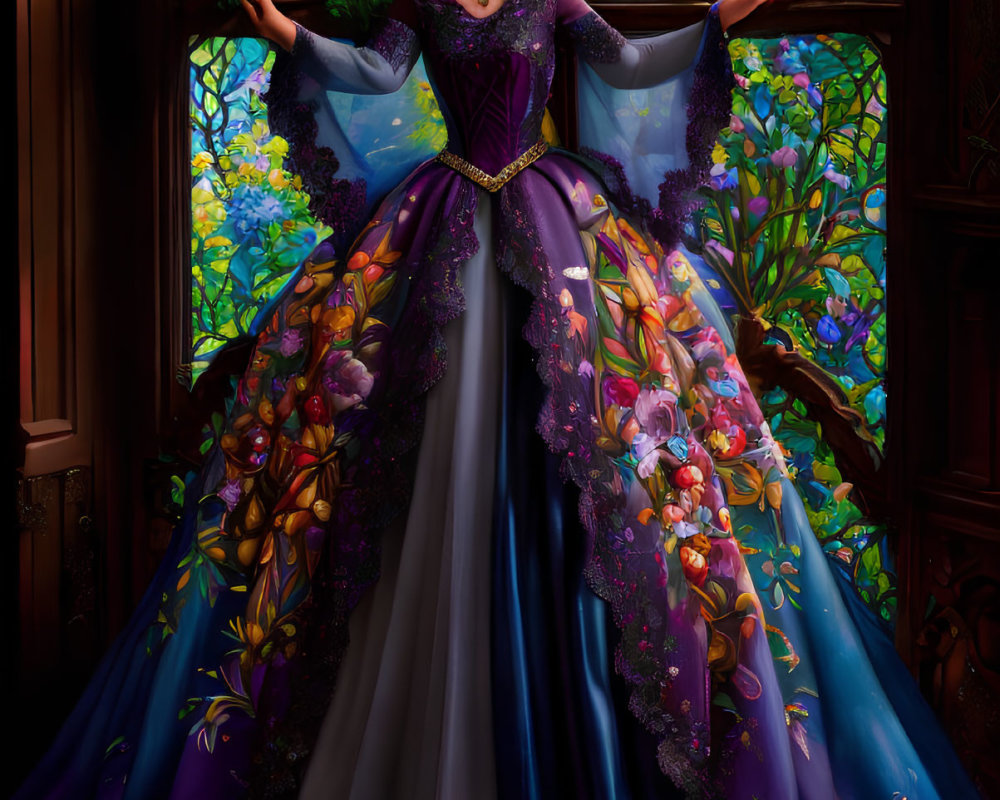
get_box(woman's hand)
[717,0,769,32]
[241,0,298,51]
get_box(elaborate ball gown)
[18,1,979,798]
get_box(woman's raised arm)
[557,0,767,91]
[242,0,421,95]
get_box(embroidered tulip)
[347,251,370,271]
[304,394,331,425]
[662,504,686,524]
[634,388,678,439]
[363,263,385,285]
[603,375,640,408]
[720,424,746,459]
[672,464,704,490]
[679,546,708,587]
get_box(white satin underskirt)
[299,193,501,800]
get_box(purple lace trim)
[499,158,755,794]
[651,5,735,251]
[264,46,369,253]
[493,169,702,792]
[578,146,654,225]
[565,11,627,64]
[367,17,419,72]
[418,0,552,56]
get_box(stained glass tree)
[698,33,893,623]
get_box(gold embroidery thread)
[436,139,549,192]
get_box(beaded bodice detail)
[414,0,557,175]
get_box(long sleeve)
[558,0,720,91]
[566,0,734,248]
[291,17,421,95]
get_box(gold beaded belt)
[436,139,548,192]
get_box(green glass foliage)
[190,37,334,382]
[699,34,894,624]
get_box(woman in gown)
[18,0,980,798]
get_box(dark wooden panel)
[905,518,1000,799]
[944,240,998,487]
[949,0,1000,192]
[21,0,78,423]
[16,468,99,687]
[13,468,101,790]
[895,6,1000,797]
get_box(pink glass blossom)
[770,146,798,169]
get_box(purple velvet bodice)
[414,0,557,174]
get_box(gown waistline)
[436,139,548,192]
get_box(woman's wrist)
[241,0,298,51]
[270,14,298,52]
[716,0,767,32]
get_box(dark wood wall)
[892,2,1000,794]
[11,0,1000,795]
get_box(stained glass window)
[698,34,892,623]
[189,37,330,379]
